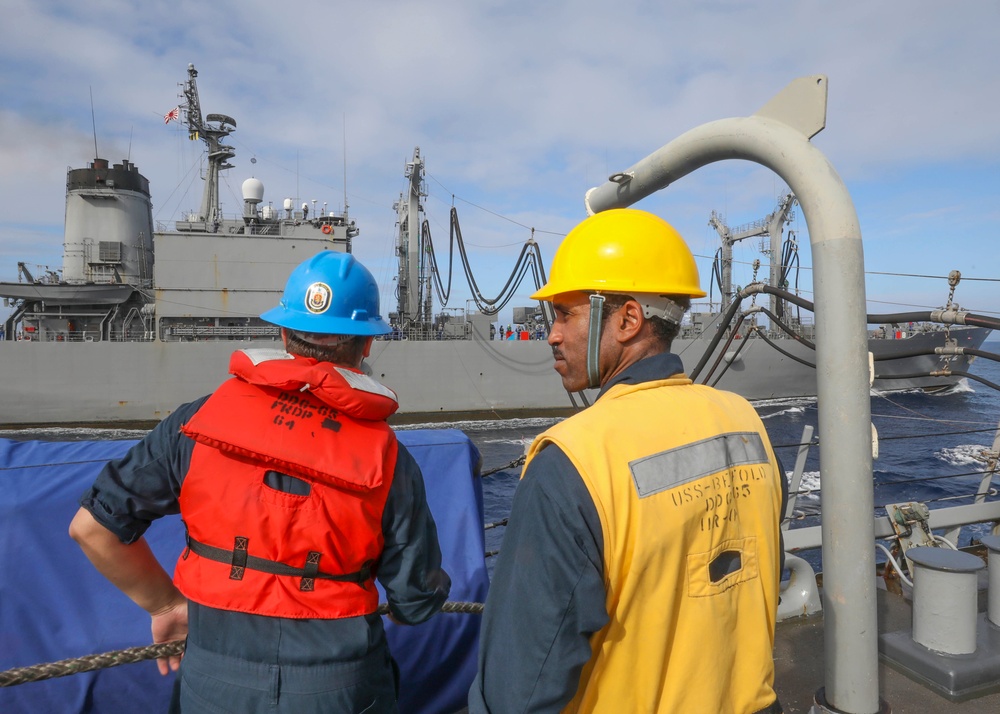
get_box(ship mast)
[708,193,797,320]
[393,147,429,332]
[181,64,236,229]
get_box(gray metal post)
[783,424,815,527]
[981,535,1000,626]
[586,76,880,713]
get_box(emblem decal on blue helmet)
[304,282,333,314]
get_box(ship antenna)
[343,114,349,218]
[181,63,236,226]
[128,126,133,162]
[89,86,99,159]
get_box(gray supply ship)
[0,65,991,427]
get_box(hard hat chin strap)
[586,294,605,389]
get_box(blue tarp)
[0,429,487,714]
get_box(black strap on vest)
[231,536,249,580]
[185,534,372,591]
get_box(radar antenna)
[180,64,236,229]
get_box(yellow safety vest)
[524,376,783,714]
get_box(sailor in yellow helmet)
[469,209,786,713]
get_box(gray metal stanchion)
[980,535,1000,627]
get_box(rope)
[434,601,484,614]
[481,455,525,477]
[0,601,485,688]
[0,640,186,687]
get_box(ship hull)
[0,326,990,427]
[685,326,994,399]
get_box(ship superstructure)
[1,65,353,348]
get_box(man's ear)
[616,300,645,342]
[362,336,375,358]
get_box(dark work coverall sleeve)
[469,445,608,713]
[377,443,451,624]
[79,399,204,543]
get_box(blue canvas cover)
[0,429,487,714]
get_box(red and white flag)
[163,107,180,124]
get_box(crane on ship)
[393,148,433,333]
[708,193,800,325]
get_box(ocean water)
[411,339,1000,574]
[4,341,999,575]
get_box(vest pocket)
[687,536,759,596]
[258,472,319,511]
[264,470,312,495]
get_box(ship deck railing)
[162,325,280,340]
[14,331,155,343]
[377,326,549,342]
[784,499,1000,557]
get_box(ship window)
[98,241,122,262]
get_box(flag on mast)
[163,107,180,124]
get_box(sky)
[2,0,998,326]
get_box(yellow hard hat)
[532,208,707,300]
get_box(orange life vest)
[174,349,399,619]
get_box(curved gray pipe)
[586,76,880,714]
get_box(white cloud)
[1,0,997,313]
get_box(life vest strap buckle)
[300,551,321,591]
[230,536,249,580]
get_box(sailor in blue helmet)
[70,251,450,713]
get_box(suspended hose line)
[689,284,1000,387]
[422,208,549,320]
[875,370,1000,392]
[702,306,816,386]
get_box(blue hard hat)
[261,251,391,336]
